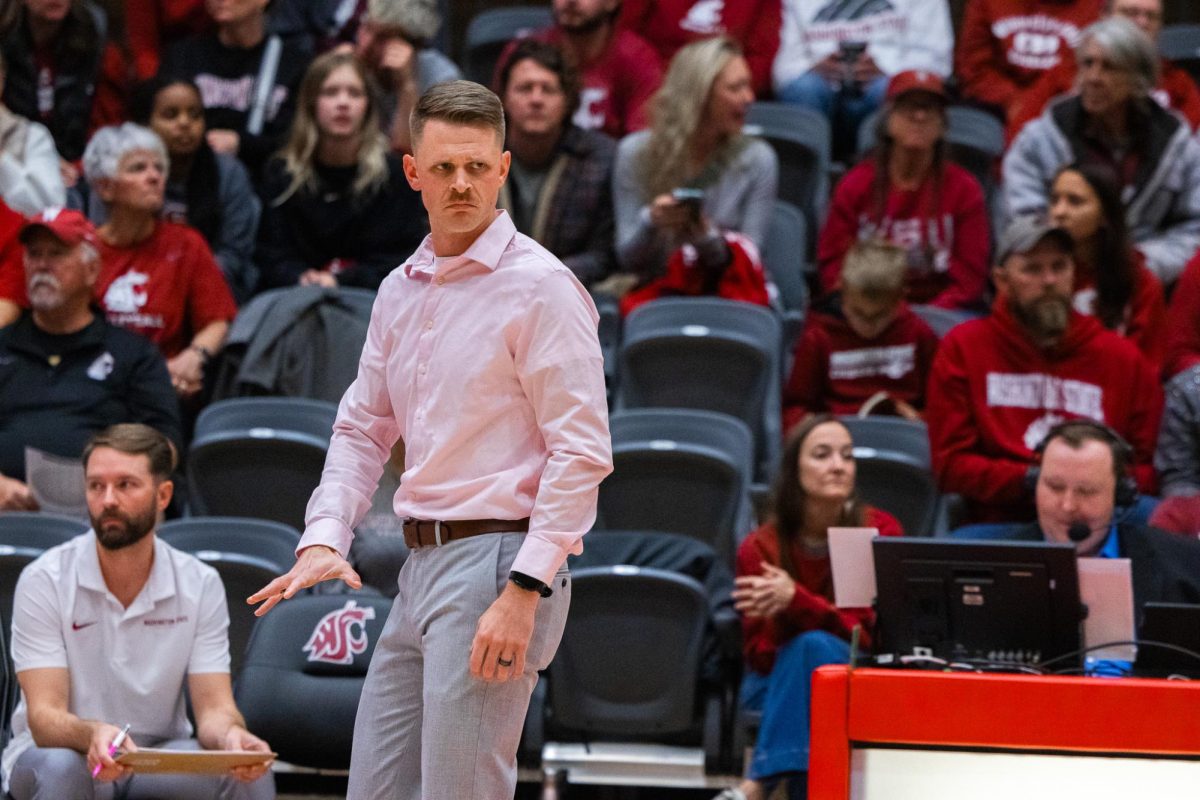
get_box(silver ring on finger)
[497,655,514,667]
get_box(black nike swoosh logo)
[72,621,96,631]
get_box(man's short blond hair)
[841,240,908,299]
[410,80,505,150]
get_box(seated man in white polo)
[1,424,276,800]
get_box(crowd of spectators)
[1,0,1200,796]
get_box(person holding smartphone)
[612,37,776,313]
[772,0,953,159]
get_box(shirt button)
[425,320,433,330]
[418,364,427,375]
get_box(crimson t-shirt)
[0,200,24,305]
[95,221,236,358]
[498,27,662,140]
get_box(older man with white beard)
[0,209,180,510]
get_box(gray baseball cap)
[996,216,1074,264]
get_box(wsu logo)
[103,271,149,314]
[302,600,376,665]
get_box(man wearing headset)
[959,420,1200,614]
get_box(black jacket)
[0,2,106,161]
[1007,522,1200,624]
[255,155,428,291]
[0,312,182,481]
[160,32,308,178]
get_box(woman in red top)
[716,415,902,800]
[1049,162,1166,371]
[82,122,236,399]
[817,71,990,311]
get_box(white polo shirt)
[1,532,230,789]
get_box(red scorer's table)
[808,665,1200,799]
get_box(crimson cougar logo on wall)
[303,600,377,665]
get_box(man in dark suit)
[954,419,1200,617]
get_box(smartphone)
[671,187,705,220]
[838,40,867,62]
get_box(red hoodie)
[620,233,770,316]
[1008,54,1200,141]
[1072,249,1167,372]
[818,160,990,310]
[927,298,1162,522]
[955,0,1103,114]
[617,0,781,97]
[1165,250,1200,378]
[738,511,903,675]
[783,303,939,434]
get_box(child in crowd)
[783,240,939,434]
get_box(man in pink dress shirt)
[248,81,613,799]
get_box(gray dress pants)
[346,532,570,800]
[8,738,275,800]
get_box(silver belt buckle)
[434,519,442,546]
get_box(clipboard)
[116,749,276,774]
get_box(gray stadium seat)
[0,547,42,681]
[761,200,809,344]
[235,593,394,770]
[592,291,622,400]
[0,513,88,658]
[463,6,553,85]
[158,517,300,573]
[838,416,931,468]
[0,511,87,550]
[599,410,755,560]
[159,517,303,677]
[852,450,941,537]
[1160,25,1200,83]
[534,566,726,787]
[745,102,831,259]
[910,303,978,339]
[187,398,338,531]
[2,621,12,752]
[616,298,783,485]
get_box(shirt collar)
[77,531,178,612]
[1097,524,1122,559]
[405,210,516,278]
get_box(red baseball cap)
[19,208,98,248]
[886,70,948,103]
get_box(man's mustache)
[27,273,60,292]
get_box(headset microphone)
[1067,522,1092,543]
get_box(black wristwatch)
[509,570,553,597]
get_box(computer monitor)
[873,538,1083,668]
[1134,602,1200,678]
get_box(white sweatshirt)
[0,117,66,215]
[773,0,954,91]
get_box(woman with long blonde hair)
[256,50,426,291]
[612,36,777,298]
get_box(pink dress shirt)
[298,211,613,583]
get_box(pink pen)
[91,723,131,778]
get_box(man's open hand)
[247,545,362,616]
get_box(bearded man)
[0,210,180,511]
[2,424,276,799]
[926,216,1162,523]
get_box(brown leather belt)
[402,517,530,549]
